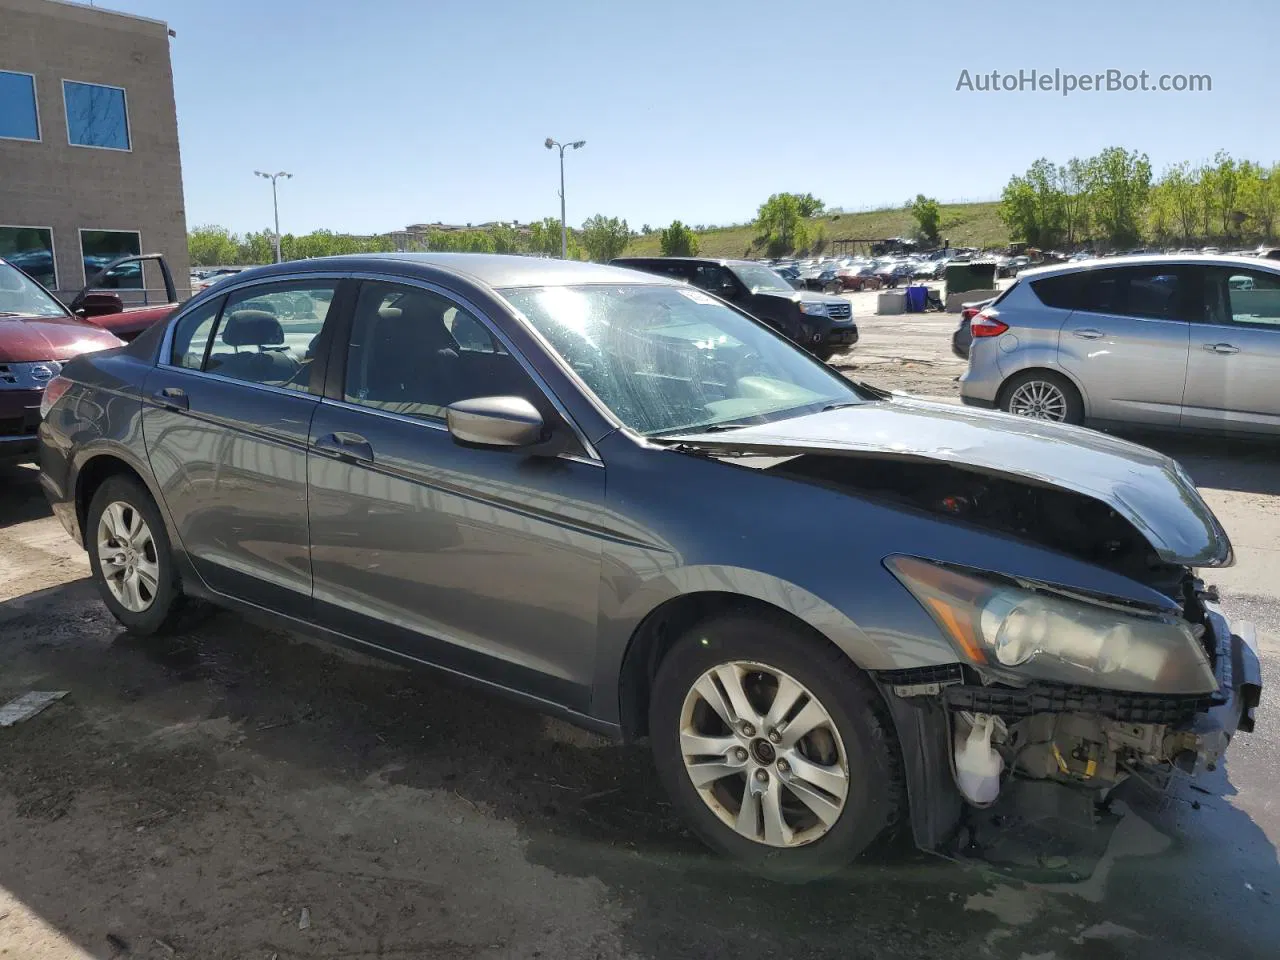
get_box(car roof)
[215,253,682,290]
[613,256,760,268]
[1016,253,1278,281]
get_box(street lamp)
[254,170,293,263]
[544,138,585,258]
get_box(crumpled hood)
[0,316,123,363]
[668,396,1233,568]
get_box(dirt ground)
[2,297,1280,960]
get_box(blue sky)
[94,0,1275,235]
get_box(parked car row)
[35,252,1262,882]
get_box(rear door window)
[1069,266,1192,321]
[205,281,338,391]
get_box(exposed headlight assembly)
[886,556,1217,695]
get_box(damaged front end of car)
[662,399,1262,879]
[878,556,1261,878]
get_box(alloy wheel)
[679,660,849,848]
[96,501,160,613]
[1006,379,1069,421]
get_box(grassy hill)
[622,201,1008,258]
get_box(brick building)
[0,0,190,301]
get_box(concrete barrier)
[877,291,906,315]
[945,288,999,312]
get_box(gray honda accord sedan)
[38,253,1261,880]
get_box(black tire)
[649,613,904,882]
[86,474,188,635]
[814,347,839,363]
[998,369,1084,425]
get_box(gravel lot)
[1,298,1279,960]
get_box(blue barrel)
[905,284,928,312]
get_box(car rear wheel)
[649,613,903,881]
[999,370,1084,425]
[87,475,187,635]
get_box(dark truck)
[611,257,858,361]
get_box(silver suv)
[960,255,1280,435]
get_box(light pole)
[544,138,585,258]
[254,170,293,263]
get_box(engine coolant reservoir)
[955,713,1004,805]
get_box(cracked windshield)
[0,1,1275,959]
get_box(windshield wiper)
[821,401,862,412]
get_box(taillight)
[961,307,980,322]
[970,310,1009,339]
[39,375,73,419]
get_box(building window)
[0,70,40,141]
[80,230,141,288]
[63,80,130,150]
[0,226,56,289]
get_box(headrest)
[222,309,284,347]
[377,305,403,320]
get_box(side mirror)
[446,396,546,448]
[76,292,124,318]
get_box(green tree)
[1208,151,1243,237]
[488,223,523,254]
[794,193,824,218]
[237,230,276,264]
[1085,146,1151,248]
[659,220,699,256]
[909,194,941,243]
[1240,162,1279,240]
[640,223,653,235]
[1194,161,1217,238]
[580,214,631,262]
[1057,158,1090,247]
[1157,161,1202,243]
[999,176,1039,244]
[527,217,565,257]
[188,224,240,266]
[755,193,810,256]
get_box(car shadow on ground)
[0,461,52,527]
[1,579,1277,959]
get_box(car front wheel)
[87,475,188,635]
[649,613,903,881]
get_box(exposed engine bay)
[772,454,1188,596]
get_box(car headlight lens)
[798,301,827,316]
[886,556,1217,694]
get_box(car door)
[141,277,348,617]
[1055,264,1193,426]
[1181,265,1280,434]
[306,277,606,711]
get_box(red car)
[835,266,882,292]
[0,256,126,460]
[70,252,181,341]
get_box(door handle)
[1203,342,1240,354]
[1072,328,1104,340]
[151,386,188,411]
[313,431,374,463]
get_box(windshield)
[730,263,795,294]
[0,260,70,318]
[503,283,865,436]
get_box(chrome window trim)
[344,271,602,464]
[150,366,317,402]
